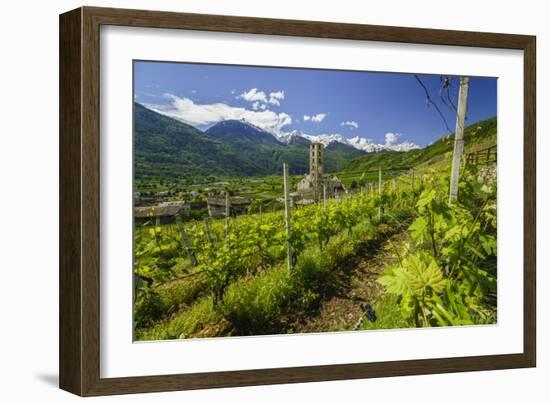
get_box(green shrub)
[136,296,218,340]
[157,274,207,310]
[360,294,410,330]
[292,248,331,297]
[219,265,294,335]
[134,289,166,329]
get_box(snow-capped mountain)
[143,100,419,153]
[346,136,384,152]
[135,104,421,179]
[232,121,420,153]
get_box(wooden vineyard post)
[225,191,230,236]
[259,202,262,219]
[283,163,292,270]
[448,76,470,205]
[411,169,415,191]
[203,216,212,242]
[378,166,382,220]
[323,183,327,209]
[177,216,197,266]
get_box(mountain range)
[274,129,419,153]
[135,102,497,180]
[341,115,497,174]
[134,103,366,178]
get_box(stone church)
[296,142,346,201]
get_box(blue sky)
[134,60,497,148]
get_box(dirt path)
[286,230,408,333]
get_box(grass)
[220,265,295,335]
[359,294,410,330]
[135,209,407,340]
[156,274,208,311]
[137,296,219,340]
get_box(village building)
[289,192,301,206]
[206,196,252,218]
[296,142,346,201]
[295,199,316,208]
[159,200,191,210]
[189,200,207,210]
[134,204,186,224]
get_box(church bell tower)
[309,142,324,200]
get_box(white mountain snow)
[266,126,419,153]
[142,100,420,153]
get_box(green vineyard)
[134,162,497,340]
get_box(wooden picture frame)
[59,6,536,396]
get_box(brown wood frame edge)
[59,6,536,397]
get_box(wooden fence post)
[203,216,212,242]
[177,216,197,266]
[378,166,382,220]
[225,191,230,236]
[449,76,470,205]
[283,163,292,270]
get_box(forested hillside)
[342,116,496,174]
[134,103,365,179]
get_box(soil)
[284,230,408,333]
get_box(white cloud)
[341,120,359,130]
[384,132,400,146]
[237,88,267,103]
[277,112,292,128]
[303,113,327,123]
[141,94,419,152]
[191,90,197,94]
[268,90,285,106]
[144,94,292,135]
[252,101,269,111]
[313,114,326,122]
[237,88,285,109]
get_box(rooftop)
[206,196,252,206]
[134,205,184,218]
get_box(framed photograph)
[59,6,536,396]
